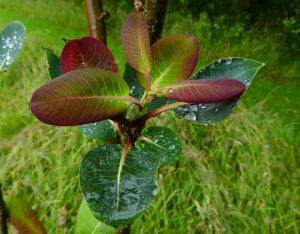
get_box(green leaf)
[79,120,116,141]
[80,144,159,228]
[76,200,115,234]
[137,33,199,91]
[4,196,47,234]
[0,21,25,71]
[135,126,182,165]
[30,68,141,126]
[43,48,61,79]
[174,58,264,123]
[123,63,144,100]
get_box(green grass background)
[0,0,299,233]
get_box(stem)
[0,185,8,234]
[84,0,109,43]
[144,0,169,45]
[132,101,186,126]
[116,226,131,234]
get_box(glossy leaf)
[0,21,25,71]
[60,37,118,74]
[121,12,152,88]
[174,58,264,123]
[158,79,245,103]
[4,196,47,234]
[123,63,144,99]
[137,33,199,90]
[135,126,182,165]
[80,144,159,228]
[43,48,61,79]
[30,68,140,126]
[79,120,116,141]
[76,200,115,234]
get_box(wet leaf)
[80,144,159,228]
[43,48,61,79]
[174,58,264,123]
[79,120,116,141]
[123,63,144,100]
[0,21,25,71]
[137,33,199,90]
[4,196,47,234]
[30,68,140,126]
[158,79,245,103]
[135,126,182,165]
[60,37,118,74]
[76,200,115,234]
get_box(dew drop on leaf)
[184,112,196,121]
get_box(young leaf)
[30,68,140,126]
[158,79,245,103]
[80,144,160,228]
[121,12,152,89]
[79,120,116,141]
[173,58,264,123]
[123,63,144,99]
[60,37,118,74]
[135,126,182,165]
[137,33,199,91]
[4,196,47,234]
[43,48,61,79]
[0,21,25,71]
[76,200,115,234]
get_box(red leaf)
[60,37,118,74]
[121,13,152,89]
[29,68,139,126]
[158,79,246,103]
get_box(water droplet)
[152,189,158,195]
[189,105,198,111]
[214,108,219,112]
[168,145,176,150]
[168,88,174,94]
[225,58,232,65]
[184,112,196,121]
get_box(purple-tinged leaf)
[157,79,246,103]
[121,13,152,89]
[138,33,199,91]
[30,68,140,126]
[60,37,118,74]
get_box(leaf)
[30,68,140,126]
[135,126,182,165]
[147,97,169,112]
[79,120,116,141]
[121,12,152,89]
[43,48,61,79]
[76,200,115,234]
[80,144,159,228]
[174,58,264,123]
[158,79,245,103]
[123,63,144,100]
[0,21,25,71]
[4,196,47,234]
[137,33,199,91]
[60,37,118,74]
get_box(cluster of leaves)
[29,12,263,230]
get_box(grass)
[0,0,299,233]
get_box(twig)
[0,185,8,234]
[84,0,109,44]
[116,226,130,234]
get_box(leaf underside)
[4,196,47,234]
[159,79,245,103]
[80,144,159,228]
[173,57,264,123]
[137,33,199,91]
[43,48,61,79]
[121,13,152,78]
[60,37,118,74]
[135,126,182,165]
[29,68,134,126]
[0,21,25,71]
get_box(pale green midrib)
[91,222,101,234]
[233,64,264,79]
[141,136,173,153]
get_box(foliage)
[28,9,263,230]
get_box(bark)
[84,0,109,44]
[0,185,8,234]
[144,0,169,44]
